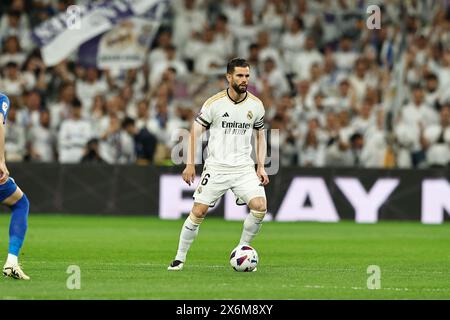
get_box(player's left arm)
[254,109,269,186]
[255,129,269,185]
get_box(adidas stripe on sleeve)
[253,116,265,130]
[253,103,265,130]
[195,102,213,129]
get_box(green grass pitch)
[0,214,450,299]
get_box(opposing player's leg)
[168,169,228,271]
[168,202,209,271]
[1,180,30,280]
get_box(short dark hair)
[8,10,21,18]
[426,73,438,81]
[5,61,18,69]
[293,16,304,28]
[227,58,250,74]
[87,138,99,146]
[72,98,82,108]
[350,133,363,143]
[217,14,228,23]
[122,117,135,129]
[249,43,259,51]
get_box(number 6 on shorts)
[201,174,210,186]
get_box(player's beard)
[232,81,247,94]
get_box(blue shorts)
[0,177,17,202]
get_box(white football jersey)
[195,89,265,172]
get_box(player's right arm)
[182,102,213,186]
[182,121,205,186]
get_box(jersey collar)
[226,88,248,105]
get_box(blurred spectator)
[361,108,391,168]
[213,14,235,61]
[291,35,323,80]
[150,44,187,87]
[81,138,106,164]
[325,78,357,113]
[22,52,47,92]
[261,0,287,36]
[334,35,359,73]
[188,28,224,76]
[256,30,283,73]
[48,82,75,130]
[58,99,93,163]
[120,84,136,118]
[0,61,27,96]
[351,100,373,136]
[281,16,305,70]
[172,0,206,50]
[299,118,326,167]
[4,105,26,162]
[246,43,261,73]
[424,73,440,110]
[349,58,372,103]
[18,89,42,127]
[325,132,364,167]
[135,127,158,164]
[233,4,261,58]
[98,99,122,164]
[148,29,173,71]
[0,7,32,54]
[90,94,107,134]
[117,117,137,164]
[222,0,246,30]
[147,96,174,146]
[396,85,439,167]
[259,57,289,98]
[269,113,298,166]
[421,105,450,167]
[433,50,450,104]
[28,109,56,162]
[0,35,26,67]
[75,66,108,112]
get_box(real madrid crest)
[197,186,202,194]
[247,110,253,120]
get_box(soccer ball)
[229,245,258,272]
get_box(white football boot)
[3,263,30,280]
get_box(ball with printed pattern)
[229,245,258,272]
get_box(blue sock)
[8,194,29,256]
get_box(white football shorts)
[193,166,266,207]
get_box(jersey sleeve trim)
[195,116,211,128]
[253,116,265,130]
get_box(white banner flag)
[32,0,166,67]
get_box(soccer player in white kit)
[168,58,269,271]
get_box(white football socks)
[239,210,266,246]
[175,213,203,262]
[6,253,18,266]
[239,209,266,246]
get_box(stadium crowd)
[0,0,449,168]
